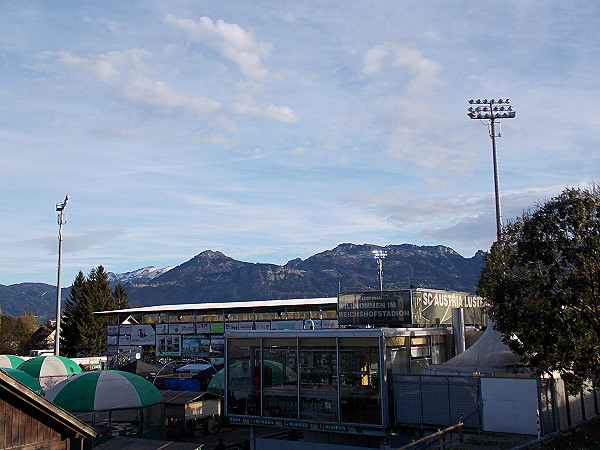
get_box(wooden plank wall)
[0,397,68,449]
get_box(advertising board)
[411,289,485,325]
[130,324,156,345]
[338,291,412,326]
[338,289,485,326]
[156,334,181,356]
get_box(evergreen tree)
[113,284,130,309]
[61,266,116,357]
[61,271,86,357]
[78,266,115,356]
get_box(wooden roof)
[0,369,97,439]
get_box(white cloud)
[363,43,442,92]
[26,229,127,254]
[232,101,299,123]
[42,46,299,126]
[48,50,222,115]
[367,97,474,177]
[164,14,272,80]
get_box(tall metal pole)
[55,195,69,356]
[489,118,502,242]
[372,250,387,292]
[467,99,515,242]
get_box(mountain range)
[0,243,485,321]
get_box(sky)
[1,1,599,286]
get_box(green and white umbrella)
[17,355,83,391]
[45,370,163,412]
[0,354,25,369]
[0,368,44,394]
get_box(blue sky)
[1,1,598,286]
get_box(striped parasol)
[1,368,44,394]
[17,355,83,390]
[0,354,25,369]
[45,370,163,412]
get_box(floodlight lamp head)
[468,99,475,104]
[56,194,70,212]
[372,249,387,259]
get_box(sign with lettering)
[338,291,412,326]
[227,415,382,433]
[338,289,485,326]
[411,289,485,325]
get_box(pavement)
[179,425,286,449]
[455,432,537,449]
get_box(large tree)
[60,266,119,357]
[0,312,38,355]
[112,283,130,310]
[61,271,86,357]
[478,186,600,392]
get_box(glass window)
[430,335,447,364]
[227,338,261,416]
[262,338,298,419]
[386,336,409,376]
[299,337,338,422]
[410,336,431,358]
[338,337,381,425]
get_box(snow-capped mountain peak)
[107,266,174,284]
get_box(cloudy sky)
[1,1,598,286]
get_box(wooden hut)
[0,369,96,449]
[161,390,221,439]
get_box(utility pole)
[467,99,516,242]
[55,195,69,356]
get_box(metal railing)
[398,422,464,450]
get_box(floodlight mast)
[372,249,387,292]
[54,195,69,356]
[467,99,515,242]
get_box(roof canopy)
[95,297,337,316]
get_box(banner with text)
[338,291,412,326]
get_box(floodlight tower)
[372,249,387,292]
[54,195,69,356]
[467,99,516,242]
